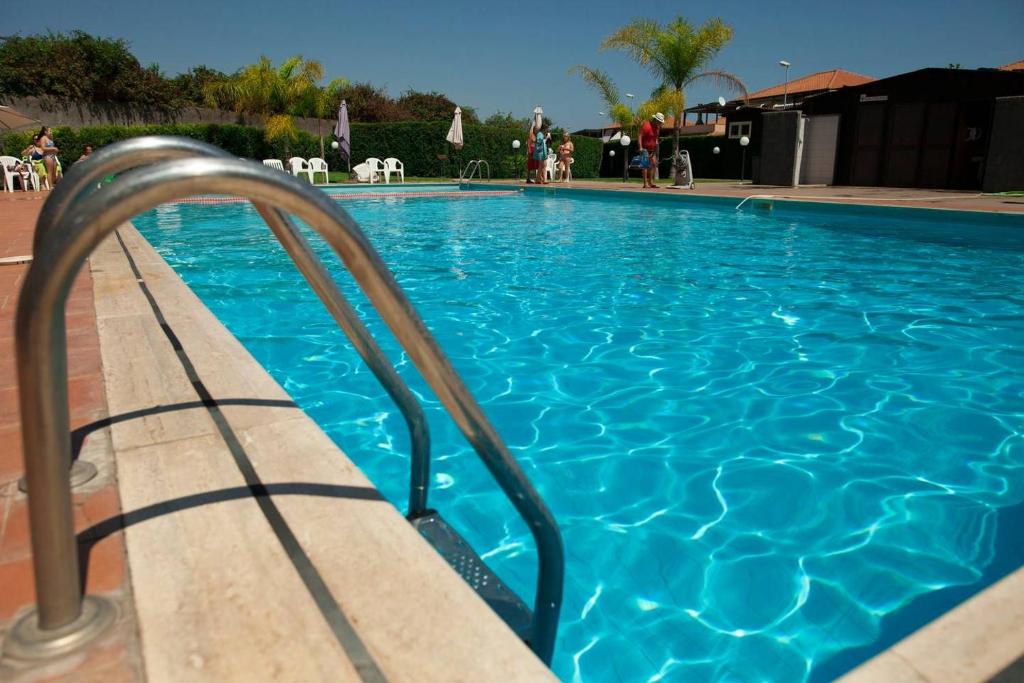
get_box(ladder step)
[409,511,533,642]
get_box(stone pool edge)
[89,223,555,681]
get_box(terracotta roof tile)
[998,59,1024,71]
[746,69,875,100]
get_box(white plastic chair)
[544,154,558,181]
[287,157,315,183]
[365,158,386,184]
[308,157,329,184]
[558,157,574,182]
[383,158,405,184]
[352,162,372,183]
[0,155,37,192]
[262,159,285,171]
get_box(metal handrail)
[13,146,564,663]
[459,159,490,183]
[34,137,431,518]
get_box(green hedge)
[1,122,604,178]
[597,134,751,180]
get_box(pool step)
[410,511,533,642]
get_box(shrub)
[0,121,604,178]
[0,31,177,109]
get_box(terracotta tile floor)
[0,193,140,680]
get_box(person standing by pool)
[35,126,61,187]
[77,145,93,162]
[639,112,664,189]
[556,133,574,182]
[525,122,539,183]
[534,123,550,185]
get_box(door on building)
[883,103,926,186]
[850,103,886,185]
[800,115,840,185]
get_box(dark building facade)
[799,68,1024,190]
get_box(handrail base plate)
[2,595,117,662]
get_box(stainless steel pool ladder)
[7,137,564,666]
[459,159,490,183]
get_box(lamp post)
[330,141,339,183]
[512,139,521,181]
[739,135,750,183]
[620,135,631,183]
[779,60,791,107]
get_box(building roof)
[746,68,875,100]
[998,59,1024,71]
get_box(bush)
[0,31,177,109]
[657,135,747,179]
[0,121,604,178]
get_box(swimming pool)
[134,190,1024,681]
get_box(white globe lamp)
[739,136,751,184]
[713,146,721,155]
[619,136,631,182]
[331,140,339,150]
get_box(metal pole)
[741,147,747,183]
[13,151,563,664]
[783,66,790,106]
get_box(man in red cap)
[639,112,664,189]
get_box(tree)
[332,82,409,122]
[205,55,325,153]
[397,90,479,123]
[0,31,176,108]
[484,111,531,128]
[569,66,664,142]
[170,66,229,106]
[297,77,349,159]
[602,17,746,186]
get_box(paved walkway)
[0,193,139,681]
[487,180,1024,214]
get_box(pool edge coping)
[89,222,556,681]
[465,182,1024,224]
[837,565,1024,682]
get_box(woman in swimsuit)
[556,133,574,182]
[36,126,60,187]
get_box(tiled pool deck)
[0,183,1021,681]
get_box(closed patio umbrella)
[445,106,464,178]
[533,106,543,131]
[333,100,351,172]
[0,105,40,131]
[445,106,463,150]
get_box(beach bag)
[629,150,650,169]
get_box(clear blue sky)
[2,0,1022,130]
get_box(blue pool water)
[135,192,1024,682]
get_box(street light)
[779,60,791,106]
[739,135,750,184]
[512,139,521,181]
[620,135,631,183]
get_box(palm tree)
[602,17,747,186]
[205,55,325,155]
[570,66,674,177]
[298,77,348,159]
